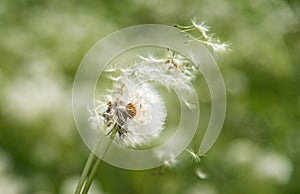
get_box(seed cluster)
[101,100,138,137]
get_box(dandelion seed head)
[90,77,166,147]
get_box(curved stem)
[75,150,96,194]
[81,131,116,194]
[81,158,103,194]
[75,126,116,194]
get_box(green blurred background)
[0,0,300,193]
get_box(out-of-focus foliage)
[0,0,299,193]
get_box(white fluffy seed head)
[90,45,203,147]
[90,77,166,148]
[114,79,166,147]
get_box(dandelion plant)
[74,18,229,194]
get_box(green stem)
[81,131,116,194]
[81,157,103,194]
[75,150,96,194]
[75,126,116,194]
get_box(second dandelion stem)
[76,127,117,194]
[74,150,96,194]
[81,132,116,193]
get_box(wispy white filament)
[179,17,230,54]
[114,52,198,109]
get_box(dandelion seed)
[140,50,197,77]
[118,52,199,109]
[191,18,210,39]
[107,74,122,81]
[187,148,201,163]
[195,167,208,179]
[164,157,178,168]
[139,55,164,63]
[211,42,230,54]
[176,17,230,54]
[201,40,230,54]
[156,151,178,169]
